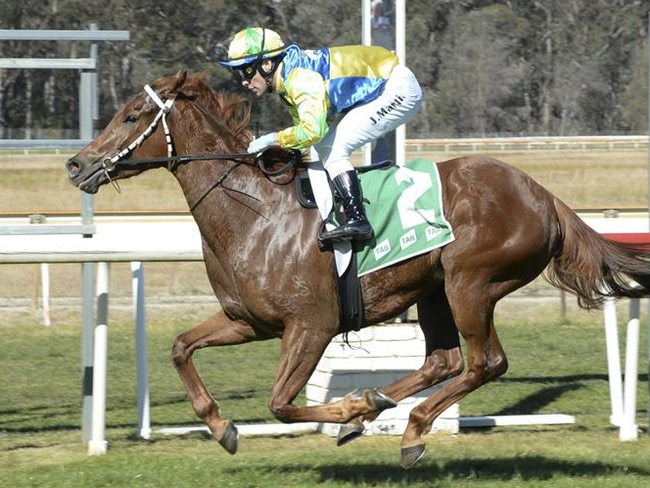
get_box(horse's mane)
[169,72,302,165]
[180,73,252,140]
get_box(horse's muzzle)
[65,156,104,193]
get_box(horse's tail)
[546,197,650,309]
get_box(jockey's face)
[241,59,275,97]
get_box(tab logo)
[400,229,417,250]
[373,239,391,261]
[426,226,442,241]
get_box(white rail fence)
[406,135,648,152]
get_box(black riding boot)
[320,170,374,243]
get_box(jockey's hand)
[248,133,278,154]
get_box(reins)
[100,83,298,194]
[188,160,245,213]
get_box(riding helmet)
[219,27,286,68]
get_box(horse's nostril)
[66,160,80,177]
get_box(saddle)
[295,159,395,209]
[295,160,396,335]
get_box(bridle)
[99,83,298,193]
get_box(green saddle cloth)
[357,158,455,277]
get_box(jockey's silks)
[274,45,399,149]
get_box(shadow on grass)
[491,382,583,417]
[468,373,643,421]
[227,455,650,484]
[0,402,80,434]
[496,373,648,384]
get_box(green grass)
[2,307,650,487]
[0,314,282,434]
[3,431,650,487]
[1,147,649,212]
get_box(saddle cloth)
[308,158,455,277]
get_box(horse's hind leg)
[338,286,464,445]
[400,278,508,468]
[171,310,268,455]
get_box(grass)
[1,303,650,487]
[1,147,649,213]
[2,147,650,486]
[3,431,650,487]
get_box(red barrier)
[603,233,650,250]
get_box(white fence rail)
[406,135,648,152]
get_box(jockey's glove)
[248,132,278,154]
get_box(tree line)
[0,0,649,139]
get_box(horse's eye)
[124,115,138,124]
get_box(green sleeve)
[277,68,330,149]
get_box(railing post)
[80,262,95,442]
[603,296,624,426]
[88,262,109,455]
[131,261,151,439]
[620,298,640,441]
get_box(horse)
[66,71,650,469]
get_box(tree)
[621,42,648,133]
[431,4,531,136]
[516,0,645,134]
[1,0,650,138]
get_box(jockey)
[219,26,423,244]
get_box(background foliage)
[1,0,650,138]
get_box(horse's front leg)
[267,323,395,425]
[171,309,267,454]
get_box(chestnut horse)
[66,71,650,468]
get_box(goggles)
[233,61,259,82]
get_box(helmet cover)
[219,27,285,67]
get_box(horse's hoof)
[218,421,239,455]
[337,422,364,446]
[367,389,398,412]
[401,444,425,469]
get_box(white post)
[361,0,373,166]
[361,0,371,48]
[360,0,405,167]
[88,262,109,455]
[131,261,151,439]
[620,299,640,441]
[603,296,624,426]
[40,263,51,326]
[394,0,406,166]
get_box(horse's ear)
[157,70,187,101]
[171,70,187,93]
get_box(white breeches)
[313,64,423,179]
